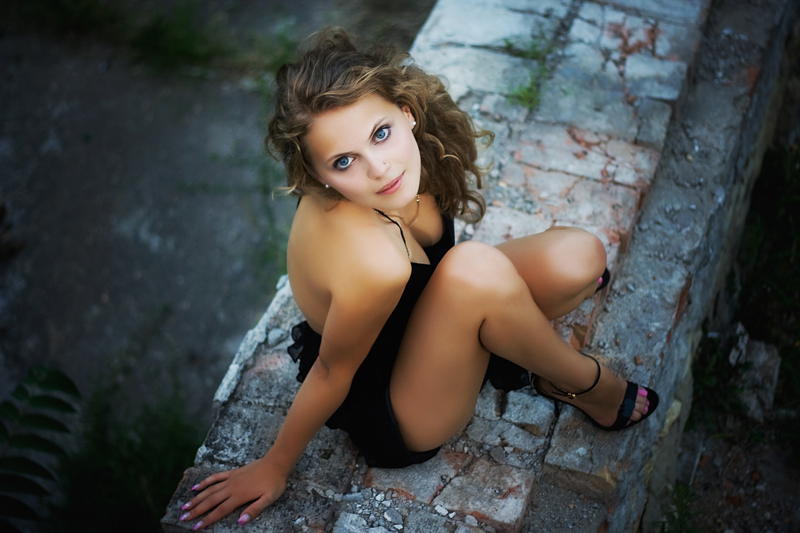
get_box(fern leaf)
[18,414,70,433]
[0,474,48,496]
[28,395,76,413]
[0,494,40,519]
[8,435,66,457]
[29,367,80,398]
[0,457,55,480]
[0,401,20,422]
[10,386,29,402]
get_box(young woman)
[178,29,658,530]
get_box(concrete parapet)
[163,0,800,531]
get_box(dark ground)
[671,16,800,533]
[1,1,799,532]
[0,0,437,427]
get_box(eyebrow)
[325,116,388,164]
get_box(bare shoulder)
[288,196,410,327]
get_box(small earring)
[325,184,330,188]
[412,120,417,127]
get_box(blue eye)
[375,125,390,142]
[334,156,354,170]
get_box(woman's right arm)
[180,246,409,529]
[182,350,359,529]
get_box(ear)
[401,105,415,125]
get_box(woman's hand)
[178,456,288,530]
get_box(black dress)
[287,214,530,468]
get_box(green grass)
[503,37,553,61]
[3,0,297,74]
[502,37,553,110]
[508,63,549,110]
[657,484,701,533]
[129,2,232,70]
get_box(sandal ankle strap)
[548,353,601,400]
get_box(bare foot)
[535,362,652,429]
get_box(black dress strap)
[374,210,410,259]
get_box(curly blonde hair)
[266,28,492,222]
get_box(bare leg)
[494,226,607,319]
[390,234,648,452]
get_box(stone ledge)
[162,0,799,532]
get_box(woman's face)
[305,93,421,212]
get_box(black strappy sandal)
[532,352,659,431]
[596,268,611,293]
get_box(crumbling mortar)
[607,20,660,61]
[506,7,559,18]
[425,453,476,505]
[558,1,585,41]
[536,395,563,464]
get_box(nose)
[365,154,389,179]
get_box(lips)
[378,172,404,195]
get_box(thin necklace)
[383,194,421,227]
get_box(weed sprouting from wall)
[503,37,552,61]
[508,63,550,110]
[502,36,554,110]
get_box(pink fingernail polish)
[637,388,647,397]
[193,521,203,531]
[238,513,251,525]
[181,502,192,510]
[644,406,649,414]
[191,484,200,491]
[647,400,651,407]
[598,276,603,285]
[179,512,190,522]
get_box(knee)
[437,241,521,296]
[544,227,607,286]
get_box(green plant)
[657,484,700,533]
[734,143,800,463]
[4,0,297,75]
[55,388,203,532]
[502,36,553,110]
[0,365,80,533]
[687,326,750,431]
[508,63,549,110]
[503,37,552,61]
[130,1,232,70]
